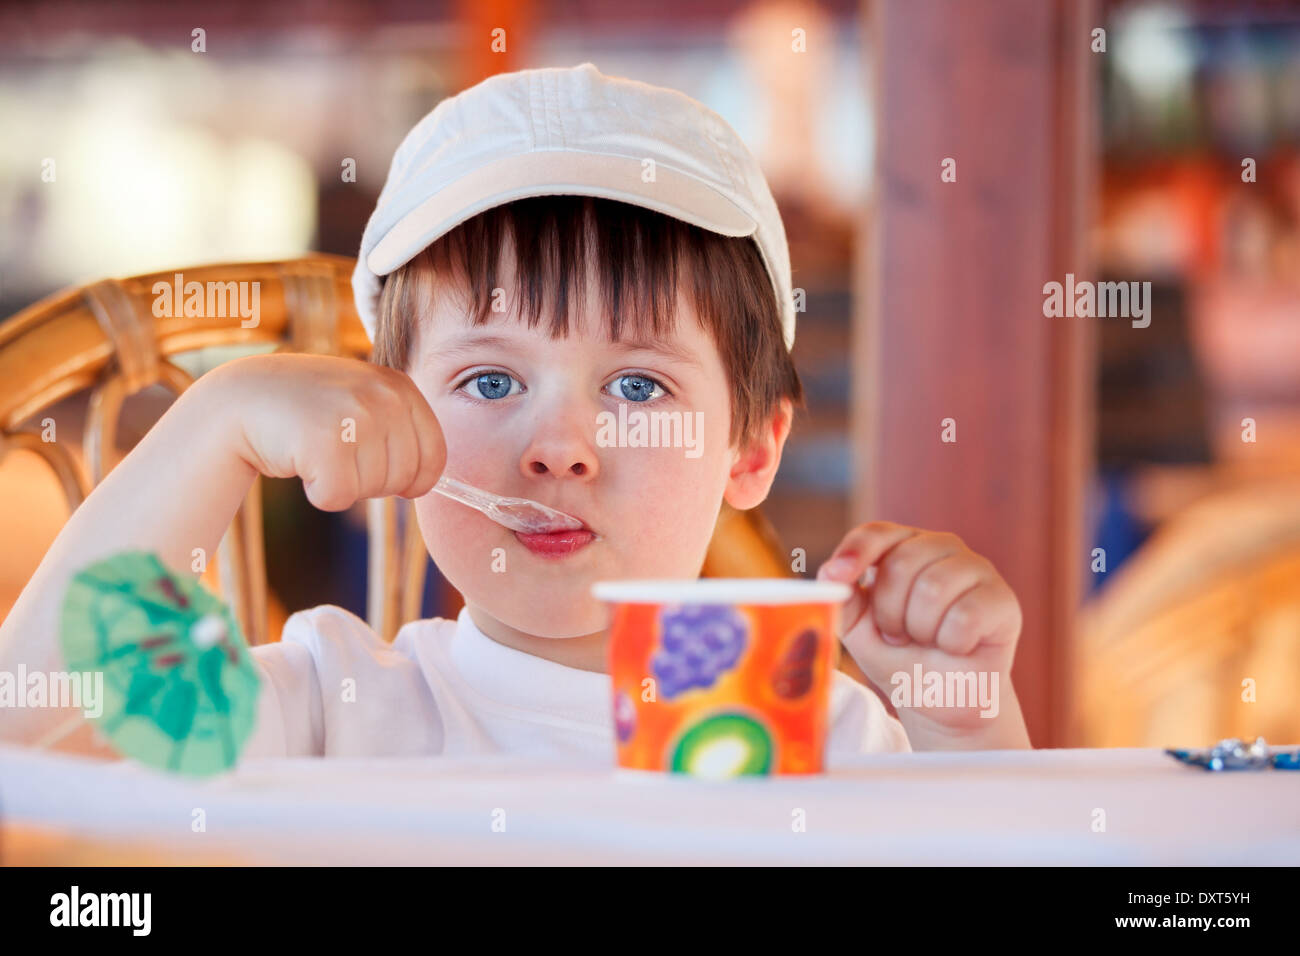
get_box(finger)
[871,532,965,642]
[934,583,1014,657]
[836,581,931,684]
[903,553,987,650]
[400,387,446,498]
[816,521,919,586]
[352,446,382,503]
[303,444,361,512]
[817,522,920,643]
[383,413,421,499]
[831,581,874,645]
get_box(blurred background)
[0,0,1297,748]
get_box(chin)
[447,566,609,638]
[493,592,609,638]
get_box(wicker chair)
[0,255,792,645]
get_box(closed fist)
[212,353,446,511]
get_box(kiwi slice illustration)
[670,712,774,778]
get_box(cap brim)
[366,150,757,275]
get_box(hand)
[212,353,446,511]
[816,521,1023,736]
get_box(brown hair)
[372,195,803,451]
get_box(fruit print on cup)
[593,578,850,778]
[652,603,748,698]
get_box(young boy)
[0,63,1030,760]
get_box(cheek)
[428,401,514,485]
[410,375,503,470]
[600,441,731,570]
[412,493,505,590]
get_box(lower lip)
[514,529,596,558]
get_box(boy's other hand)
[212,354,446,511]
[816,521,1023,735]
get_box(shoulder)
[278,605,451,656]
[828,669,912,754]
[280,604,386,651]
[246,606,394,722]
[260,605,457,683]
[248,606,454,756]
[390,614,459,653]
[276,606,449,650]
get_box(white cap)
[352,62,796,350]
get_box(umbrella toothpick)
[56,552,261,775]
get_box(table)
[1,743,1296,865]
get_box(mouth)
[513,522,597,559]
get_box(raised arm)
[0,354,444,752]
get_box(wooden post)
[456,0,534,86]
[856,0,1097,747]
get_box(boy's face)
[404,257,788,646]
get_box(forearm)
[0,368,256,743]
[897,682,1033,751]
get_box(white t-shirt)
[243,605,911,762]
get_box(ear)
[723,399,793,511]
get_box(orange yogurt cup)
[592,578,851,778]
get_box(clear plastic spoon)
[432,476,586,534]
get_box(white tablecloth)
[1,743,1296,864]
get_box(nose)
[519,406,601,482]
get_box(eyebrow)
[424,332,703,371]
[607,339,703,370]
[424,333,522,367]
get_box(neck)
[465,604,609,673]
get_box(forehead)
[415,251,713,356]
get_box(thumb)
[817,557,875,638]
[817,560,915,688]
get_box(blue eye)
[610,373,666,403]
[460,370,521,400]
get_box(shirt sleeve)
[242,616,328,758]
[827,670,912,756]
[241,605,443,760]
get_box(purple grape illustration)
[652,604,749,698]
[614,690,636,742]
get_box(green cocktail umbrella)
[57,551,261,776]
